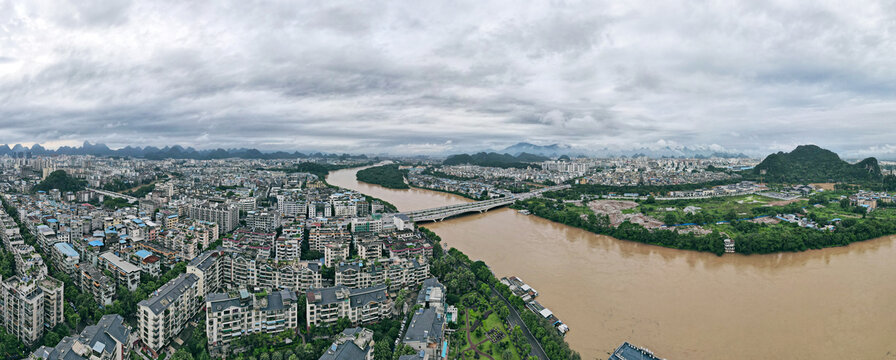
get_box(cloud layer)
[1,0,895,157]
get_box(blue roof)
[88,240,104,247]
[167,214,178,219]
[135,250,152,259]
[47,219,58,223]
[53,242,79,258]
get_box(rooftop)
[138,273,198,315]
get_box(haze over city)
[2,1,896,157]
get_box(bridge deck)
[404,184,569,222]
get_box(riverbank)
[355,163,409,189]
[514,195,896,255]
[408,184,484,201]
[327,165,896,359]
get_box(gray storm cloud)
[0,0,895,157]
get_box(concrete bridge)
[404,184,570,222]
[86,188,139,204]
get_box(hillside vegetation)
[32,170,87,193]
[356,164,409,189]
[443,152,547,169]
[749,145,881,183]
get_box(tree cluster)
[32,170,87,193]
[356,164,409,189]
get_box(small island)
[355,164,410,189]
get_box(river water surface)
[328,166,896,359]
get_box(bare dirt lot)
[768,198,804,206]
[810,183,837,191]
[588,200,664,229]
[750,216,781,225]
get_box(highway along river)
[328,166,896,359]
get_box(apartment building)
[98,252,141,292]
[188,202,239,232]
[0,276,64,345]
[51,242,80,276]
[307,201,331,218]
[78,264,115,306]
[188,248,323,296]
[137,273,201,353]
[35,224,58,251]
[350,217,384,234]
[354,239,383,263]
[308,225,350,252]
[305,285,391,327]
[31,314,131,360]
[323,243,349,267]
[205,289,300,347]
[245,211,280,233]
[227,230,276,255]
[276,198,305,218]
[275,236,301,262]
[335,258,429,291]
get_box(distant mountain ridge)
[497,142,750,158]
[443,152,548,169]
[751,145,881,183]
[0,141,367,160]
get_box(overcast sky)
[1,0,895,157]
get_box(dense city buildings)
[205,289,300,348]
[0,153,567,360]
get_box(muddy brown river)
[328,166,896,359]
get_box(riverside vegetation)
[355,164,409,189]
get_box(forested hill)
[750,145,881,183]
[443,152,547,169]
[32,170,87,193]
